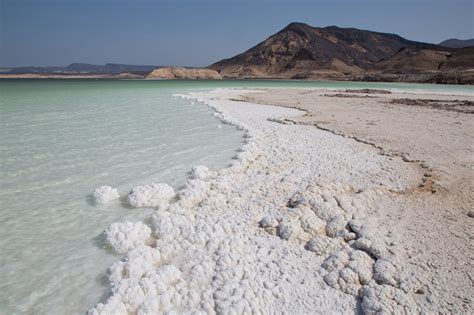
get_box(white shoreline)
[89,88,429,314]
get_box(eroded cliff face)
[147,67,222,80]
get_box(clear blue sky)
[1,0,473,67]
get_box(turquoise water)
[0,79,472,314]
[0,80,246,314]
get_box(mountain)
[209,22,442,78]
[439,38,474,48]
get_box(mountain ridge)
[210,22,449,77]
[209,22,473,84]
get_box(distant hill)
[209,22,443,78]
[439,38,474,48]
[0,63,161,75]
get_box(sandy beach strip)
[90,88,473,314]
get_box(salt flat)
[239,88,474,313]
[90,87,473,314]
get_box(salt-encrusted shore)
[235,88,474,313]
[90,88,473,314]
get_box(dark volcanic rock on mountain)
[209,22,439,78]
[360,46,474,84]
[440,47,474,70]
[439,38,474,49]
[374,48,451,73]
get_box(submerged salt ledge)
[91,89,423,314]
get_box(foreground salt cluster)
[90,89,424,314]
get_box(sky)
[1,0,473,67]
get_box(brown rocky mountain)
[209,22,473,84]
[209,22,440,78]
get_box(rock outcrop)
[146,67,222,80]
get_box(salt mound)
[93,186,120,204]
[178,179,208,207]
[360,284,417,314]
[108,245,162,285]
[104,221,152,254]
[322,249,374,295]
[127,183,175,208]
[190,165,209,180]
[305,235,346,256]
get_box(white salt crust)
[104,222,152,254]
[190,165,210,180]
[127,183,175,208]
[93,186,120,204]
[90,89,423,314]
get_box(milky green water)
[0,79,472,314]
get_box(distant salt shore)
[90,88,473,314]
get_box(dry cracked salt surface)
[89,88,472,314]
